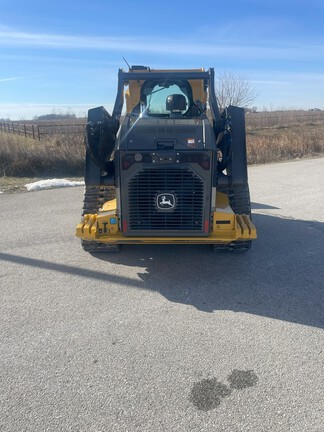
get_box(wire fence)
[0,121,86,140]
[1,111,323,140]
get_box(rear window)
[145,84,189,115]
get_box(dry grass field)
[0,132,85,177]
[246,110,324,164]
[0,111,323,179]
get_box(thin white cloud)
[0,28,323,61]
[0,76,24,82]
[0,74,45,83]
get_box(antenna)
[122,56,132,71]
[122,56,142,88]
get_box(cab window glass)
[146,84,188,115]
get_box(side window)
[146,84,189,115]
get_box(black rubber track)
[212,184,252,252]
[81,185,120,253]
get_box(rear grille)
[127,167,204,232]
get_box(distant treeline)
[33,113,77,121]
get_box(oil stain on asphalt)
[227,369,259,390]
[190,370,258,411]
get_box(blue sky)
[1,0,324,119]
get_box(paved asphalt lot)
[0,158,323,431]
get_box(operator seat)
[166,94,187,118]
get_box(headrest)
[166,94,187,111]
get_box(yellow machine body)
[76,192,256,245]
[79,66,256,252]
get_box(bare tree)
[215,71,257,110]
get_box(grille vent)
[127,167,204,232]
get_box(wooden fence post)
[32,125,35,139]
[37,125,40,140]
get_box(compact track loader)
[76,66,256,252]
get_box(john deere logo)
[156,193,176,210]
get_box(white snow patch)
[25,178,85,191]
[0,191,3,194]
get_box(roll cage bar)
[112,68,221,126]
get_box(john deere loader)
[76,66,256,252]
